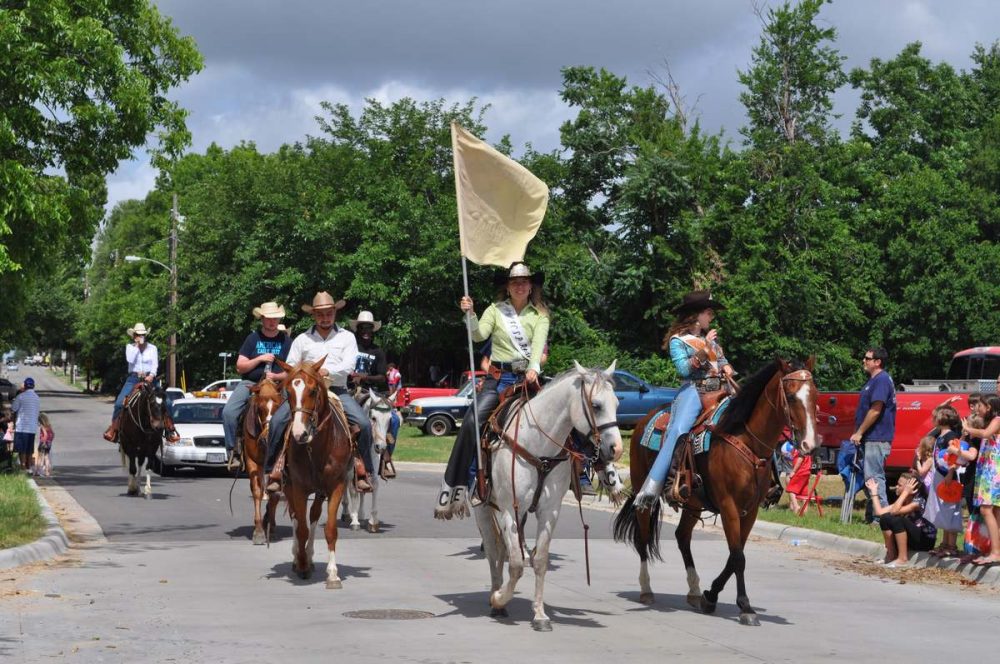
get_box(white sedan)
[159,398,229,474]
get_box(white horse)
[473,361,624,632]
[341,389,396,532]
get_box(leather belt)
[693,377,722,393]
[491,360,528,374]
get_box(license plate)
[207,453,226,463]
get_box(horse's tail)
[612,493,664,562]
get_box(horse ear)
[778,358,792,374]
[368,388,378,402]
[311,355,328,372]
[806,355,816,371]
[388,389,399,404]
[573,360,587,376]
[275,359,292,372]
[603,359,617,379]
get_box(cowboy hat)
[252,301,286,319]
[127,323,150,337]
[672,290,726,316]
[349,311,382,332]
[301,291,346,313]
[492,261,545,288]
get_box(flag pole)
[452,122,486,501]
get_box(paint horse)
[118,381,173,499]
[341,388,397,533]
[614,358,817,625]
[275,357,354,588]
[242,378,285,544]
[473,361,624,631]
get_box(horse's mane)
[714,359,784,436]
[542,365,613,392]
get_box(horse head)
[778,356,818,454]
[276,356,328,445]
[571,360,624,463]
[253,378,284,428]
[365,388,395,455]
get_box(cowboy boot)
[103,417,120,443]
[665,466,691,505]
[354,455,373,493]
[266,451,285,493]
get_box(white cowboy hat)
[301,291,347,313]
[349,310,382,332]
[252,301,286,319]
[127,323,150,337]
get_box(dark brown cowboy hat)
[672,290,726,316]
[301,291,347,314]
[492,261,545,288]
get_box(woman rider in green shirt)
[434,262,550,519]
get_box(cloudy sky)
[108,0,1000,211]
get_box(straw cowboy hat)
[301,291,346,314]
[127,323,150,337]
[349,311,382,332]
[672,290,726,317]
[252,301,286,319]
[492,261,545,288]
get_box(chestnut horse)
[119,382,172,499]
[613,358,817,625]
[241,378,284,545]
[275,357,354,588]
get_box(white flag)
[451,122,549,267]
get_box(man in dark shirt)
[851,346,896,523]
[223,301,291,460]
[349,310,401,462]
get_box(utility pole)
[169,193,179,388]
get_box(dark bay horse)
[614,358,818,625]
[242,378,284,545]
[119,382,172,499]
[275,357,354,588]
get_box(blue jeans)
[645,382,702,487]
[863,440,891,520]
[267,387,374,474]
[387,411,400,455]
[221,381,254,452]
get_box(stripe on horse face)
[291,378,307,439]
[795,381,817,452]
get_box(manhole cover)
[342,609,435,620]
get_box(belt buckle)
[511,359,528,374]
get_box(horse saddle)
[241,399,262,440]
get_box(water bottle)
[790,539,807,547]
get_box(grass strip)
[0,473,46,549]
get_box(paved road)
[2,370,996,663]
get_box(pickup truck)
[815,346,996,477]
[392,371,487,409]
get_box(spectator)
[11,377,40,473]
[924,405,966,558]
[35,413,54,478]
[786,444,813,513]
[964,395,1000,566]
[866,472,936,567]
[851,347,896,525]
[914,434,935,494]
[386,363,402,394]
[961,393,984,516]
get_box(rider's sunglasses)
[862,355,874,361]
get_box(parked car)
[0,378,16,402]
[190,378,242,400]
[6,362,19,372]
[403,380,475,436]
[159,398,229,474]
[164,387,189,408]
[612,370,679,428]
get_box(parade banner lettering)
[451,122,549,267]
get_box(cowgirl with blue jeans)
[435,262,550,520]
[635,291,732,510]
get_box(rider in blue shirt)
[635,291,732,510]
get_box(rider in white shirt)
[103,323,177,443]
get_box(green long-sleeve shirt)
[466,301,550,373]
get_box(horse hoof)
[326,579,343,590]
[144,492,151,500]
[350,523,360,531]
[686,593,701,609]
[127,488,139,497]
[639,592,655,605]
[700,595,717,614]
[252,531,266,545]
[367,523,379,533]
[739,613,760,626]
[489,607,508,618]
[296,569,310,580]
[531,619,552,632]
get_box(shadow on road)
[614,590,791,625]
[265,562,372,586]
[434,591,614,628]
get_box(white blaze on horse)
[473,361,623,632]
[341,389,397,533]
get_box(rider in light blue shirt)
[634,291,733,509]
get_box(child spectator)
[386,363,402,394]
[785,445,813,513]
[914,434,935,494]
[35,413,54,478]
[925,405,963,557]
[961,394,984,515]
[964,395,1000,566]
[866,472,936,567]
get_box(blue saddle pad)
[637,405,672,452]
[638,398,731,455]
[691,399,730,455]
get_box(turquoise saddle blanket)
[638,398,731,456]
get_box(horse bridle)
[126,383,163,435]
[367,398,394,449]
[576,377,619,463]
[288,377,332,443]
[741,369,814,458]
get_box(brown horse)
[119,382,173,499]
[241,378,284,545]
[275,357,354,588]
[614,358,817,625]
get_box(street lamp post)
[219,352,233,380]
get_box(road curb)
[0,479,69,570]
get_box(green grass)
[0,473,46,549]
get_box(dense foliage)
[16,1,1000,391]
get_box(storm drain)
[342,609,435,620]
